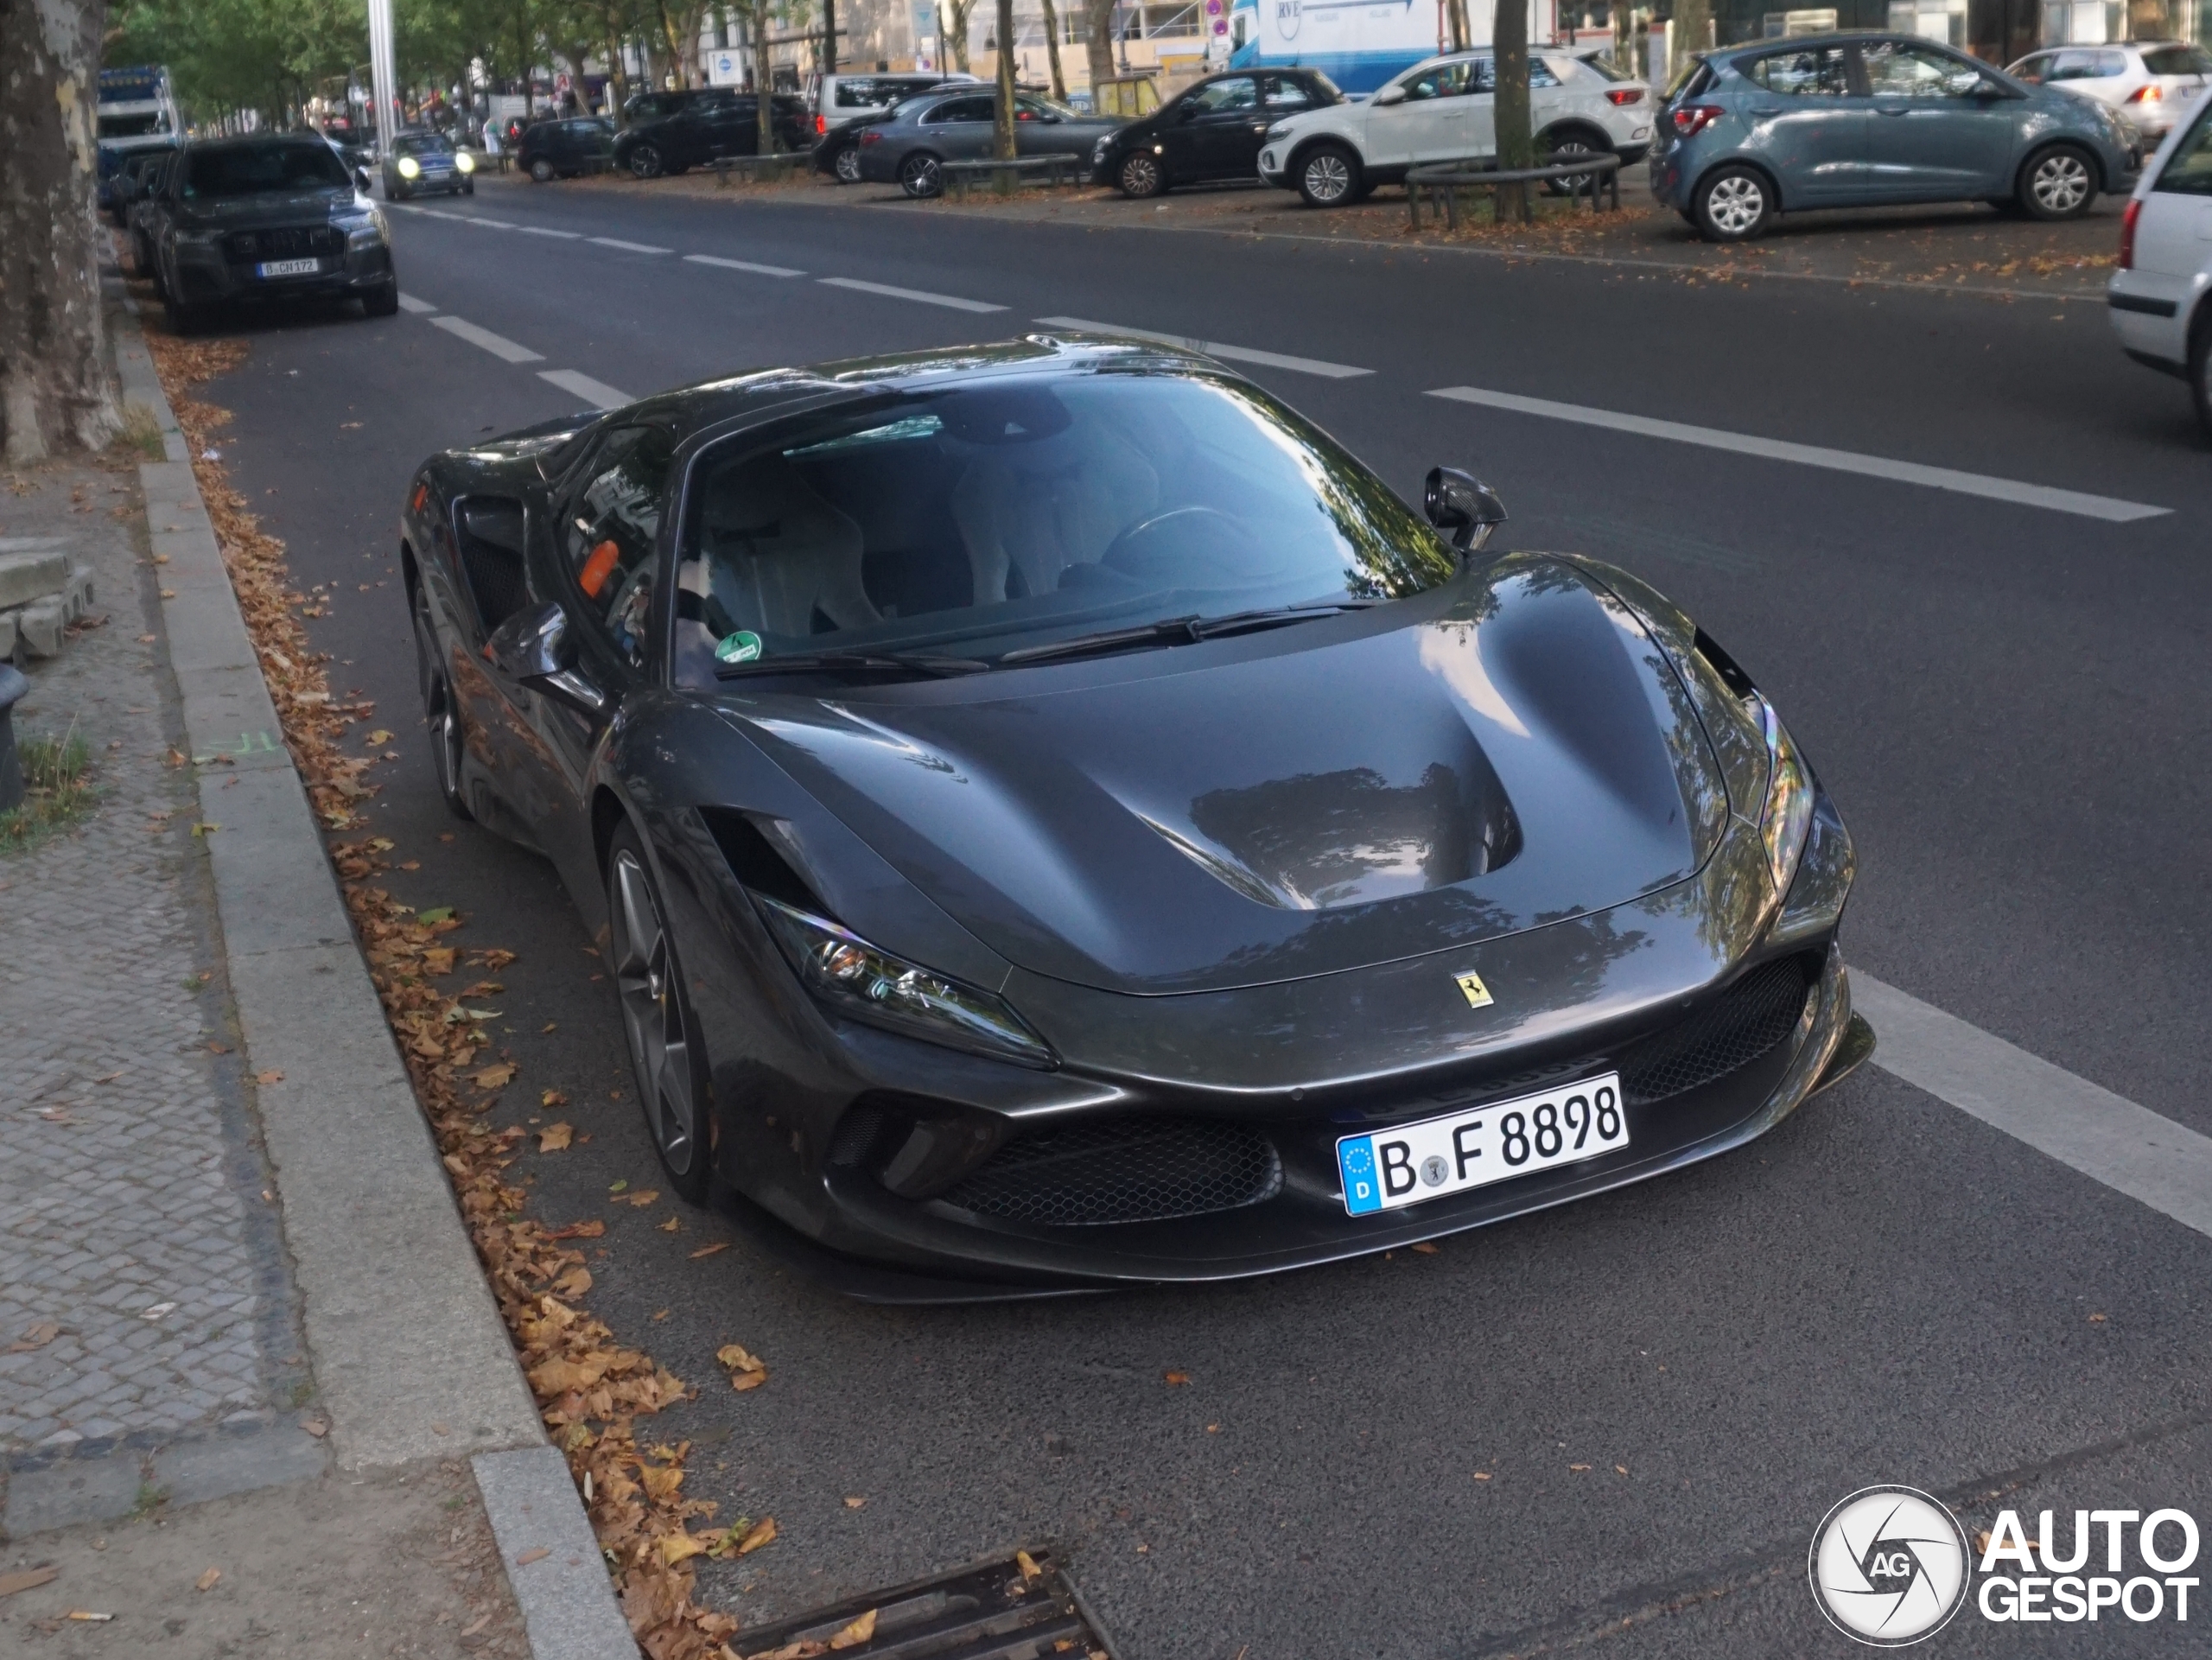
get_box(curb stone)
[110,301,636,1658]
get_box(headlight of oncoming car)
[754,896,1056,1068]
[1751,691,1813,897]
[397,155,421,178]
[454,149,476,172]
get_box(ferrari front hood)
[723,559,1729,995]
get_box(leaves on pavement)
[716,1344,767,1391]
[538,1123,574,1153]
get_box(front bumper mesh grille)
[944,1116,1283,1227]
[224,226,345,264]
[1619,953,1816,1107]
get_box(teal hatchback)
[1649,33,2139,240]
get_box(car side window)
[2045,50,2101,82]
[1529,58,1561,89]
[2143,44,2212,75]
[564,426,674,671]
[1863,43,1985,98]
[2007,53,2050,84]
[1401,60,1474,101]
[2155,103,2212,196]
[926,96,995,123]
[1189,77,1259,113]
[2094,49,2127,77]
[1745,47,1853,95]
[1263,74,1314,111]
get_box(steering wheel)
[1100,506,1255,576]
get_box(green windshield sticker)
[715,630,763,665]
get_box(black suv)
[612,89,810,177]
[152,135,397,332]
[518,117,615,181]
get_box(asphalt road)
[188,173,2212,1657]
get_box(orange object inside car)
[579,538,621,598]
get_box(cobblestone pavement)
[0,453,309,1460]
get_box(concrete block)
[151,1424,328,1507]
[0,549,67,608]
[61,563,95,622]
[474,1447,636,1660]
[0,608,15,661]
[3,1449,145,1535]
[14,595,66,658]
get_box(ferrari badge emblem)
[1454,971,1493,1009]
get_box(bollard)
[0,663,27,814]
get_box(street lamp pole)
[367,0,399,145]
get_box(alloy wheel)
[630,143,664,180]
[611,849,699,1180]
[834,144,862,184]
[1120,154,1162,198]
[900,154,943,198]
[2030,150,2090,216]
[1705,174,1765,237]
[1544,139,1599,197]
[1302,151,1351,205]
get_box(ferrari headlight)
[1752,692,1813,897]
[454,149,476,173]
[397,156,421,179]
[755,896,1055,1068]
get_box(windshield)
[99,111,170,137]
[183,143,353,198]
[673,370,1453,685]
[393,132,453,156]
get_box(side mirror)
[1373,84,1408,107]
[1425,466,1507,554]
[486,601,607,713]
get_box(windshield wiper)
[997,602,1374,668]
[715,649,989,680]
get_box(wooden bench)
[1405,151,1622,232]
[938,154,1085,200]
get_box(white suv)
[2107,86,2212,431]
[1257,49,1652,207]
[2008,41,2211,143]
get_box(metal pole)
[367,0,398,145]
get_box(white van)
[2107,86,2212,432]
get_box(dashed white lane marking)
[395,293,437,314]
[537,369,634,409]
[588,236,673,254]
[429,315,545,364]
[819,277,1006,313]
[520,226,582,239]
[686,252,804,278]
[1427,386,2170,524]
[1034,315,1372,379]
[460,214,516,229]
[1855,973,2212,1242]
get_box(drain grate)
[728,1547,1119,1660]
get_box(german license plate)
[256,258,321,278]
[1337,1072,1627,1215]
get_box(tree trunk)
[1039,0,1067,100]
[0,0,118,465]
[993,0,1017,159]
[1671,0,1711,85]
[1084,0,1115,89]
[946,0,974,71]
[1491,0,1532,224]
[1446,0,1470,53]
[822,0,837,73]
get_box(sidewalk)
[0,297,620,1657]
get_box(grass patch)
[1,726,98,852]
[118,400,167,460]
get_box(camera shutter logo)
[1808,1486,1970,1646]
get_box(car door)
[1163,76,1265,180]
[2130,95,2212,283]
[1859,41,2017,200]
[1375,59,1477,167]
[1735,43,1870,204]
[922,94,996,161]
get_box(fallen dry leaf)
[625,1189,660,1208]
[422,947,455,975]
[1472,1472,1492,1481]
[1164,1371,1191,1386]
[365,728,393,745]
[658,1215,681,1232]
[829,1608,878,1649]
[537,1122,574,1153]
[1410,1242,1439,1256]
[556,1267,592,1298]
[541,1088,567,1108]
[689,1242,728,1260]
[7,1322,60,1353]
[660,1532,708,1567]
[299,1416,329,1437]
[2089,1313,2108,1323]
[1016,1549,1042,1580]
[194,1568,221,1592]
[515,1547,550,1566]
[716,1344,767,1390]
[1570,1464,1592,1472]
[735,1517,778,1555]
[843,1496,866,1510]
[256,1070,283,1085]
[473,1062,517,1091]
[0,1566,60,1597]
[547,1218,606,1240]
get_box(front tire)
[833,143,862,185]
[1694,165,1773,240]
[1118,151,1165,199]
[899,151,944,199]
[627,142,665,180]
[1295,142,1361,208]
[530,157,555,182]
[607,824,713,1203]
[361,281,400,318]
[2190,311,2212,440]
[1541,131,1605,197]
[2018,143,2096,221]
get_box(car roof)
[1711,30,1979,57]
